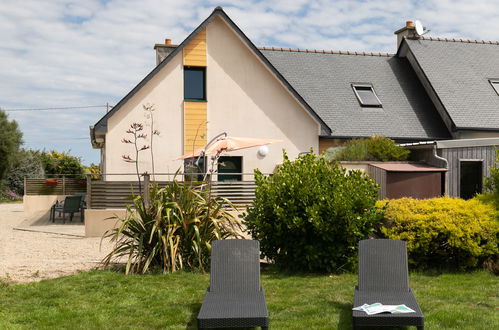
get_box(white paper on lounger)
[362,303,386,315]
[353,303,415,315]
[352,304,368,312]
[390,304,416,313]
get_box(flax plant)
[102,177,242,274]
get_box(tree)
[0,109,23,182]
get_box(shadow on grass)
[260,264,353,280]
[330,300,353,329]
[186,302,201,330]
[185,302,262,330]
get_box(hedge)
[378,197,498,271]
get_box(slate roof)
[261,48,451,140]
[405,38,499,130]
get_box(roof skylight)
[352,84,382,107]
[489,79,499,96]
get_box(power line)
[26,137,89,141]
[2,105,110,112]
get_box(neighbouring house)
[90,6,499,197]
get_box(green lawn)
[0,270,497,329]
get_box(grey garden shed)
[401,138,499,199]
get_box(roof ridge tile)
[257,46,394,57]
[418,36,499,45]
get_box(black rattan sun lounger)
[197,239,269,329]
[353,239,424,330]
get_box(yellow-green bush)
[378,197,498,271]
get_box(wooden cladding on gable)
[184,101,207,153]
[183,28,207,154]
[183,28,206,66]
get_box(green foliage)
[102,180,242,274]
[85,163,101,179]
[0,109,23,182]
[244,152,383,272]
[331,136,410,161]
[40,150,85,176]
[484,149,499,209]
[4,149,45,195]
[379,197,499,271]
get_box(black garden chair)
[353,239,424,330]
[50,195,83,223]
[197,239,269,329]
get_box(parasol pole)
[195,132,227,177]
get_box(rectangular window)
[489,79,499,96]
[352,84,382,107]
[184,66,206,100]
[217,156,242,182]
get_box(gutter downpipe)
[432,143,448,168]
[432,143,449,196]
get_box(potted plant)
[44,178,60,186]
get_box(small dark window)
[352,84,382,107]
[218,156,242,182]
[460,160,483,199]
[184,66,206,100]
[489,79,499,96]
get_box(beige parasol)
[177,135,282,160]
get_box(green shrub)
[243,152,383,272]
[484,149,499,209]
[379,197,499,271]
[0,189,22,201]
[41,150,85,177]
[102,180,242,274]
[331,136,410,161]
[4,149,45,195]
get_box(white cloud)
[1,0,499,164]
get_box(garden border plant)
[378,197,499,271]
[102,177,242,274]
[328,136,410,161]
[244,151,384,273]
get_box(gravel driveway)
[0,203,113,283]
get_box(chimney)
[394,20,419,49]
[154,38,178,65]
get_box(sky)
[2,0,499,165]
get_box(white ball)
[258,145,269,157]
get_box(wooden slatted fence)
[25,178,87,195]
[88,180,256,209]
